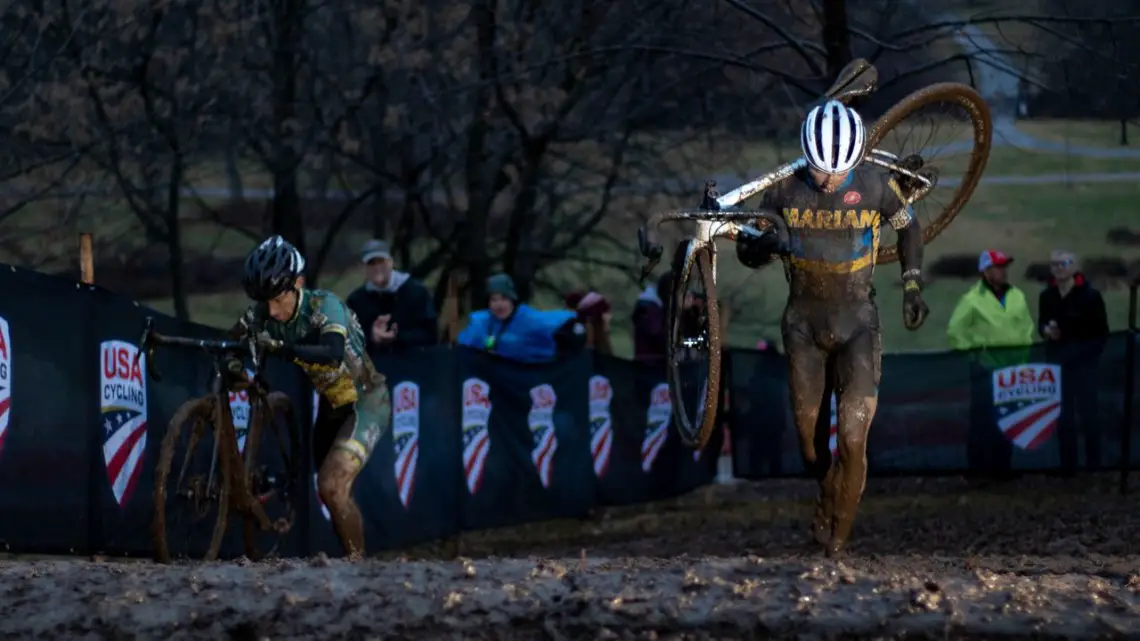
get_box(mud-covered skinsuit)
[236,288,391,557]
[736,164,925,555]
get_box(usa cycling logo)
[227,367,255,454]
[642,383,671,472]
[392,381,420,509]
[527,384,558,488]
[0,316,11,457]
[588,376,613,478]
[461,378,492,494]
[100,340,148,508]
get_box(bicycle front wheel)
[240,391,301,561]
[665,240,722,450]
[153,397,231,563]
[869,82,992,265]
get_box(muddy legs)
[318,449,367,560]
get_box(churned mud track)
[1,475,1138,639]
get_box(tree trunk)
[820,0,851,82]
[1120,118,1129,146]
[165,158,190,321]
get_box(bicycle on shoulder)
[637,57,992,450]
[134,316,301,563]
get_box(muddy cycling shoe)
[894,154,928,197]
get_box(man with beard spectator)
[346,240,438,359]
[1038,249,1109,474]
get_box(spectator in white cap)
[946,249,1036,481]
[346,239,437,357]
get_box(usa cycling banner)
[455,347,595,531]
[591,354,706,506]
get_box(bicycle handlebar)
[637,207,789,286]
[134,316,256,383]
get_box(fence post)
[1120,281,1137,495]
[79,233,95,284]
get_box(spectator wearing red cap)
[947,249,1036,480]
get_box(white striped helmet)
[800,100,867,174]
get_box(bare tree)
[47,0,233,319]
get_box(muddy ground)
[1,474,1138,639]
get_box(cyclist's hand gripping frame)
[637,57,934,282]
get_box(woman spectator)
[459,274,584,363]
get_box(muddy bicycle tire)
[666,240,722,450]
[153,396,231,564]
[240,391,300,561]
[868,83,992,265]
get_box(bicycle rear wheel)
[153,397,231,564]
[240,391,301,561]
[665,240,722,450]
[868,82,992,265]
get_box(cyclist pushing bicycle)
[232,235,391,559]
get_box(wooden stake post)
[79,233,95,284]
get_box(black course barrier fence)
[728,333,1140,479]
[3,265,1129,559]
[0,266,718,558]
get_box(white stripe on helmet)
[801,100,866,174]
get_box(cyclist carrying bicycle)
[731,100,929,555]
[232,235,391,559]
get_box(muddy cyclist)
[232,236,392,559]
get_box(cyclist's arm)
[885,177,923,278]
[279,292,349,365]
[280,332,345,366]
[735,183,783,268]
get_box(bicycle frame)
[640,149,937,284]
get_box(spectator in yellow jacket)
[946,250,1036,481]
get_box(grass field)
[4,119,1136,357]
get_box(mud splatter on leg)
[318,449,366,560]
[783,327,830,547]
[827,328,882,556]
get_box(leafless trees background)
[0,0,1136,319]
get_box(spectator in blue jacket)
[459,273,584,363]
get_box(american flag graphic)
[641,383,671,472]
[100,340,148,508]
[828,392,838,458]
[102,407,148,506]
[588,376,613,478]
[461,378,492,494]
[993,364,1061,451]
[528,384,558,488]
[0,317,10,455]
[313,473,330,520]
[392,381,420,509]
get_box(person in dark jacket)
[1038,250,1110,473]
[631,271,671,363]
[345,239,438,357]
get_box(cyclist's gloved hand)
[902,277,929,330]
[255,330,284,352]
[225,357,244,374]
[736,226,783,268]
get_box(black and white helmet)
[800,100,867,174]
[242,235,306,301]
